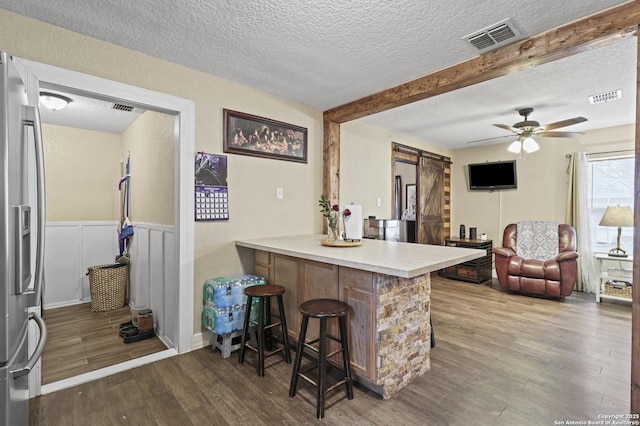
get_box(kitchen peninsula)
[235,234,485,398]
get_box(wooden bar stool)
[289,298,354,419]
[238,284,291,376]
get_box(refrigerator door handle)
[11,312,48,379]
[23,105,46,308]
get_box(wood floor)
[30,276,631,425]
[41,303,168,385]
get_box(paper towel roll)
[342,205,363,240]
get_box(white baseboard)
[44,298,91,310]
[191,331,215,350]
[40,348,178,395]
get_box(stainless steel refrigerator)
[0,51,47,426]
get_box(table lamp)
[599,205,633,257]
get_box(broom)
[116,153,132,265]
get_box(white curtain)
[565,152,597,293]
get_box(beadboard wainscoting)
[128,222,177,349]
[44,222,177,348]
[44,222,119,308]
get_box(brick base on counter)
[376,272,431,399]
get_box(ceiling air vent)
[463,19,521,53]
[588,90,622,104]
[112,103,135,112]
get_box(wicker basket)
[604,282,632,299]
[88,264,128,312]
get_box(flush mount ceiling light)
[39,92,72,111]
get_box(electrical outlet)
[376,198,381,207]
[276,187,284,199]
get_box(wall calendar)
[195,152,229,221]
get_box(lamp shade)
[599,205,633,227]
[522,137,539,153]
[507,140,522,153]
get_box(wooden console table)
[441,238,493,284]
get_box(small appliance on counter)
[383,220,401,241]
[363,218,384,239]
[363,218,412,242]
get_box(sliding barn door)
[392,142,450,245]
[418,156,444,245]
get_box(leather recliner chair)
[493,223,579,298]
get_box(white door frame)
[25,61,195,354]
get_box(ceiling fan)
[494,107,587,153]
[494,107,587,139]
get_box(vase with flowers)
[319,194,351,243]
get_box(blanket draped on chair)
[516,221,559,261]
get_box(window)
[589,156,634,255]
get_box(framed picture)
[406,184,416,220]
[223,109,307,163]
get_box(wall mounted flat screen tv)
[468,160,517,191]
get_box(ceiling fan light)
[507,140,522,153]
[40,92,72,111]
[522,137,539,153]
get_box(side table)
[594,253,633,303]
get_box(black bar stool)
[289,298,353,419]
[238,284,291,376]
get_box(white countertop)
[235,234,486,278]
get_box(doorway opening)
[18,58,195,395]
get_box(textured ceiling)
[38,85,144,134]
[1,0,635,147]
[363,38,637,149]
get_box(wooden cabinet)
[254,250,271,283]
[255,252,377,384]
[271,253,300,335]
[296,259,340,353]
[441,238,493,283]
[255,250,302,337]
[339,267,376,382]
